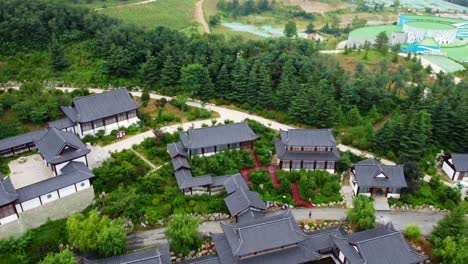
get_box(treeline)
[0,83,90,139]
[1,0,467,159]
[217,0,272,17]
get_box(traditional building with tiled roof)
[179,122,258,157]
[59,88,141,137]
[350,159,407,198]
[442,153,468,182]
[275,129,342,173]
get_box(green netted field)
[349,25,402,39]
[404,15,468,24]
[422,55,465,72]
[419,38,438,46]
[442,45,468,63]
[405,21,456,30]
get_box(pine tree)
[346,106,363,126]
[161,54,179,87]
[50,38,68,71]
[230,59,249,102]
[139,51,159,85]
[288,86,311,123]
[246,61,260,105]
[215,63,231,98]
[275,59,296,110]
[258,64,273,109]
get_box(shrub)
[297,170,342,204]
[165,215,202,256]
[191,150,253,176]
[27,219,68,263]
[404,224,422,241]
[40,249,76,264]
[97,220,127,257]
[347,196,375,231]
[250,169,274,193]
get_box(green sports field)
[442,45,468,63]
[422,55,465,72]
[349,25,402,39]
[404,15,468,24]
[405,21,456,30]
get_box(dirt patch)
[287,0,353,14]
[195,0,210,33]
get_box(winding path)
[195,0,210,33]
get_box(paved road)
[127,208,443,249]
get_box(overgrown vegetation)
[190,150,254,176]
[246,119,277,166]
[249,169,294,204]
[93,147,227,224]
[347,195,376,231]
[165,214,202,256]
[297,170,342,204]
[389,176,461,210]
[430,206,468,263]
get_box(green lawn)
[422,55,465,73]
[442,45,468,63]
[404,15,468,24]
[98,0,199,31]
[349,25,402,39]
[405,21,455,30]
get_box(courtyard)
[8,154,54,189]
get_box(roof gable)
[0,176,19,206]
[353,159,407,188]
[279,129,337,147]
[62,88,141,123]
[451,153,468,171]
[82,243,171,264]
[179,122,258,149]
[34,128,89,164]
[224,188,266,216]
[221,210,308,257]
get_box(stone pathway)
[131,149,158,170]
[374,197,390,211]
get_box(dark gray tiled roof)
[171,157,190,171]
[222,174,248,195]
[353,159,407,188]
[279,129,337,147]
[212,230,320,264]
[347,222,395,243]
[451,153,468,171]
[61,88,140,123]
[180,255,221,264]
[237,209,265,223]
[339,224,427,264]
[179,122,258,149]
[304,225,348,252]
[167,141,187,158]
[174,169,213,189]
[82,243,171,264]
[48,117,75,130]
[224,189,265,216]
[0,176,18,206]
[34,127,89,164]
[0,129,48,152]
[220,210,308,257]
[16,161,94,203]
[355,232,427,264]
[331,236,365,264]
[275,138,342,161]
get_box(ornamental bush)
[347,196,376,231]
[165,215,202,256]
[40,249,76,264]
[404,224,422,241]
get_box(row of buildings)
[0,89,140,232]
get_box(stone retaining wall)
[0,187,95,239]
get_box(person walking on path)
[309,211,312,218]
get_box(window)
[316,147,326,152]
[128,110,137,119]
[327,161,335,169]
[47,194,52,199]
[292,160,301,169]
[315,161,325,169]
[81,182,85,187]
[292,147,302,151]
[93,119,104,128]
[204,146,215,154]
[303,147,315,152]
[282,161,291,169]
[303,161,314,169]
[217,144,227,151]
[118,113,127,122]
[105,116,117,126]
[81,122,93,132]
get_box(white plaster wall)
[76,179,90,191]
[0,214,18,225]
[359,193,372,197]
[21,198,41,211]
[351,176,358,195]
[442,161,455,180]
[58,185,77,198]
[40,191,59,205]
[15,204,22,213]
[80,117,140,137]
[56,156,87,175]
[339,251,345,262]
[387,193,401,199]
